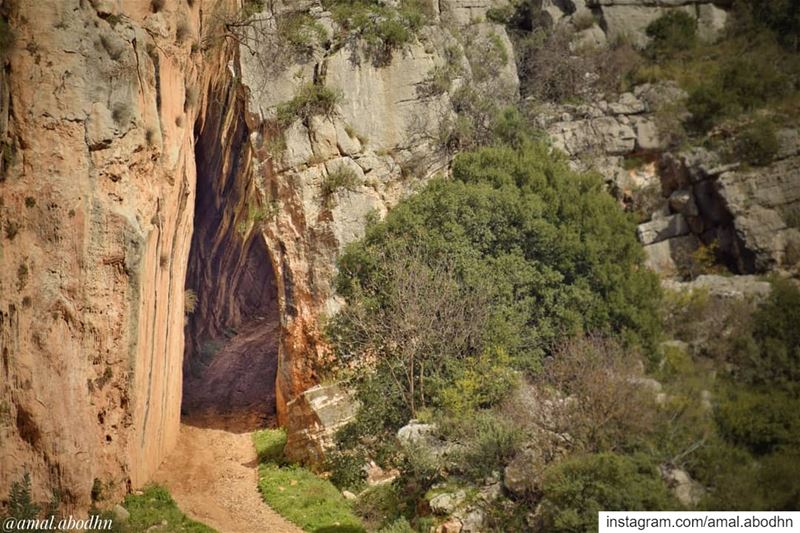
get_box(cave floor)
[182,315,280,433]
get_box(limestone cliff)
[0,0,231,508]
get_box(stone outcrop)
[539,0,730,48]
[283,384,357,465]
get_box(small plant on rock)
[276,84,341,127]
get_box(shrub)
[277,11,327,55]
[540,453,676,532]
[539,336,659,452]
[731,0,800,51]
[6,472,40,521]
[734,118,780,166]
[439,347,518,414]
[731,279,800,390]
[332,139,661,383]
[324,0,428,65]
[321,165,360,204]
[253,428,287,464]
[377,517,415,533]
[515,28,587,103]
[276,84,341,127]
[354,485,404,531]
[326,446,368,491]
[715,387,800,456]
[451,412,524,480]
[645,11,697,59]
[486,6,514,24]
[686,83,727,132]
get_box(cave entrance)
[181,100,279,433]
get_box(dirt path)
[153,423,303,533]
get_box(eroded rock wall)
[0,0,232,508]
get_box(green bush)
[277,11,327,54]
[321,165,361,206]
[324,0,428,65]
[645,11,697,58]
[731,0,800,51]
[540,453,676,532]
[326,447,368,491]
[735,119,780,166]
[354,485,404,531]
[253,428,287,464]
[731,279,800,390]
[439,347,518,414]
[376,517,415,533]
[333,139,660,375]
[705,449,800,510]
[715,387,800,456]
[276,84,342,127]
[452,413,523,481]
[686,83,728,132]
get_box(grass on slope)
[253,429,365,533]
[118,485,216,532]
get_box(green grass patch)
[120,485,216,532]
[253,428,287,464]
[257,464,366,532]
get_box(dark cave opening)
[181,93,279,433]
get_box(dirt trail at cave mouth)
[153,423,303,533]
[153,315,300,532]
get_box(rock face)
[0,0,212,507]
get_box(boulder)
[637,214,690,245]
[634,118,663,151]
[643,234,700,276]
[503,448,546,496]
[458,508,487,533]
[397,420,437,446]
[366,461,400,486]
[112,504,130,523]
[284,384,358,465]
[660,464,704,507]
[430,490,467,514]
[668,189,699,218]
